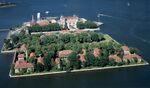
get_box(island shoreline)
[9,62,149,78]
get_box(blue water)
[0,0,150,88]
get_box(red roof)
[109,55,122,62]
[123,54,142,60]
[93,48,100,57]
[15,60,33,69]
[37,20,49,26]
[58,50,73,58]
[37,57,44,65]
[79,54,86,62]
[17,54,25,59]
[122,46,130,51]
[29,52,36,58]
[78,49,86,62]
[66,16,78,20]
[55,58,60,65]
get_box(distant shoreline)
[9,62,149,78]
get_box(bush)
[77,21,98,29]
[28,23,61,32]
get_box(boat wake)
[97,13,129,21]
[130,27,150,44]
[99,13,150,45]
[97,13,113,18]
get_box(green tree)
[99,57,109,67]
[46,34,58,44]
[10,35,19,44]
[85,52,95,66]
[90,32,99,42]
[130,47,139,54]
[68,52,81,69]
[44,57,51,71]
[77,21,98,29]
[34,63,44,72]
[77,32,89,43]
[98,33,104,41]
[109,60,116,66]
[59,34,70,43]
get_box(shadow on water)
[130,28,150,44]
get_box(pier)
[0,29,9,32]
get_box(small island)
[1,14,148,78]
[0,2,16,8]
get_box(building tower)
[37,12,41,21]
[31,15,35,23]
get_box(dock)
[0,29,9,32]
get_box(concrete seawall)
[9,62,149,78]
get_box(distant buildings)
[109,55,122,63]
[14,53,34,74]
[122,45,142,63]
[65,15,79,31]
[78,49,86,62]
[58,15,79,31]
[93,48,100,58]
[24,14,84,31]
[58,50,73,58]
[14,44,33,74]
[37,20,49,26]
[109,46,142,64]
[59,16,66,28]
[14,43,143,74]
[123,53,142,63]
[122,46,130,55]
[37,56,44,65]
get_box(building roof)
[15,60,33,69]
[29,52,36,58]
[55,58,60,65]
[17,54,25,59]
[37,56,44,65]
[58,50,73,58]
[122,46,130,51]
[93,48,100,57]
[37,20,49,26]
[82,49,86,55]
[37,57,44,64]
[123,54,142,60]
[109,55,122,62]
[50,19,57,23]
[20,44,27,51]
[79,54,86,62]
[66,16,78,20]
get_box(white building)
[59,16,66,28]
[66,15,78,31]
